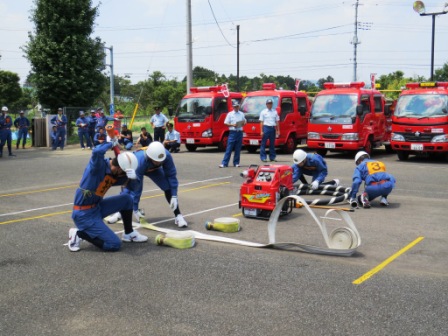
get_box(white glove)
[108,136,119,147]
[310,180,319,190]
[125,168,137,179]
[170,196,178,211]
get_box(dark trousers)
[154,127,165,142]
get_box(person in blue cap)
[95,109,115,131]
[51,108,67,150]
[259,98,280,162]
[14,110,30,149]
[0,106,15,157]
[75,110,92,149]
[87,109,97,147]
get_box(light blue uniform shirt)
[259,108,279,126]
[165,129,181,143]
[224,110,246,131]
[150,113,169,127]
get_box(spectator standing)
[118,124,133,150]
[150,106,169,142]
[135,127,153,148]
[95,109,115,131]
[259,99,280,162]
[14,110,30,149]
[219,102,246,168]
[349,151,396,208]
[163,123,181,153]
[75,110,92,150]
[0,106,15,157]
[88,109,97,147]
[51,108,67,150]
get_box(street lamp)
[413,1,448,81]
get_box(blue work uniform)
[50,129,58,146]
[0,113,13,156]
[292,153,328,184]
[14,115,30,148]
[150,113,169,142]
[349,158,396,201]
[94,132,107,146]
[51,114,68,150]
[221,110,246,166]
[75,116,92,149]
[88,115,97,146]
[124,149,178,212]
[96,114,114,131]
[71,142,133,251]
[259,108,279,161]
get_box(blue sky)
[1,0,448,86]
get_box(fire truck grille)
[182,132,200,137]
[402,133,434,142]
[322,133,341,139]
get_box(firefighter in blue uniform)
[75,110,92,149]
[14,110,30,149]
[88,109,97,147]
[107,142,188,228]
[292,149,339,188]
[51,108,67,150]
[349,151,396,208]
[0,106,15,157]
[95,109,115,131]
[67,141,148,252]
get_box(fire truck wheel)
[384,144,394,153]
[185,144,198,152]
[218,134,229,152]
[397,151,409,161]
[282,134,296,154]
[316,149,328,157]
[364,138,373,155]
[246,145,258,154]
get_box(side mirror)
[168,107,174,117]
[298,106,307,116]
[205,106,212,115]
[356,105,363,116]
[384,104,391,117]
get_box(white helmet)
[1,106,8,112]
[293,149,307,164]
[146,141,167,162]
[117,152,138,171]
[355,151,369,165]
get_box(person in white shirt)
[259,98,280,162]
[163,123,181,153]
[219,101,246,168]
[150,106,169,142]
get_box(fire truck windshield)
[310,94,358,122]
[395,94,448,118]
[176,98,212,119]
[241,96,279,119]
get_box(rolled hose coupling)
[155,232,195,249]
[205,217,241,233]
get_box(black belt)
[230,130,243,132]
[264,125,276,128]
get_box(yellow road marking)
[0,182,230,225]
[0,211,72,225]
[352,236,425,285]
[0,185,78,198]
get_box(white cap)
[1,106,8,112]
[117,152,138,170]
[146,141,167,162]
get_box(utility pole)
[237,25,240,91]
[186,0,193,94]
[351,0,360,82]
[104,45,115,116]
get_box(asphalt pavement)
[0,144,447,336]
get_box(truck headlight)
[391,133,405,141]
[341,133,359,140]
[431,134,448,143]
[307,132,320,139]
[202,129,212,138]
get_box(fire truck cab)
[241,83,311,154]
[391,82,448,161]
[173,85,242,152]
[307,82,390,156]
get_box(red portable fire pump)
[239,164,297,219]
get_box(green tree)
[434,62,448,81]
[0,71,22,108]
[317,76,334,89]
[23,0,106,111]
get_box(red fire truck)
[173,85,242,151]
[307,82,390,156]
[241,83,311,154]
[391,82,448,161]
